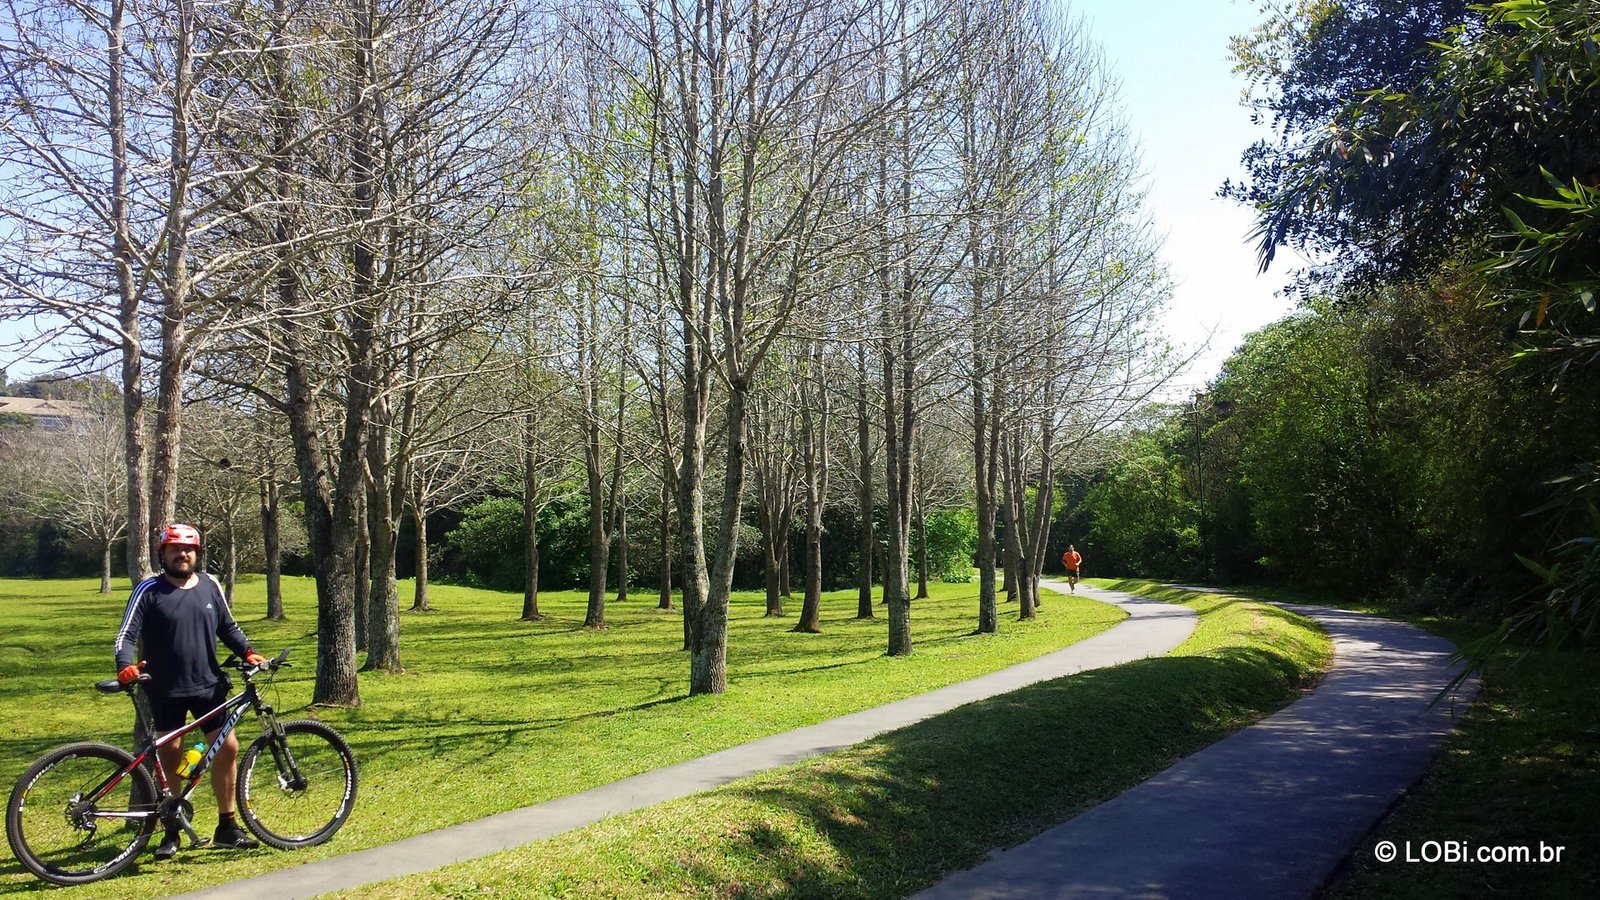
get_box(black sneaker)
[153,829,181,861]
[212,819,259,850]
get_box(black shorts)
[148,682,232,734]
[1067,569,1081,578]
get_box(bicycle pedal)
[192,837,211,848]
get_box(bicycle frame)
[76,676,270,832]
[137,683,258,799]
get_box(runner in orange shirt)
[1062,545,1083,592]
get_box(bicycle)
[5,649,358,886]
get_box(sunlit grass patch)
[335,579,1330,899]
[0,574,1121,896]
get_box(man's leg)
[147,702,189,861]
[207,726,238,814]
[156,739,185,785]
[208,727,259,849]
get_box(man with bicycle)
[113,523,266,860]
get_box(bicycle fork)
[255,703,307,791]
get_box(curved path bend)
[177,584,1196,900]
[913,592,1479,900]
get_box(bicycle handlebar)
[224,648,293,679]
[97,648,293,694]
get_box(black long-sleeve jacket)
[113,573,252,698]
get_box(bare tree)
[748,371,802,617]
[3,388,128,592]
[178,404,264,606]
[0,0,265,580]
[792,337,833,633]
[220,0,525,703]
[598,0,937,693]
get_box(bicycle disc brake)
[63,793,99,848]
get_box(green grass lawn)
[330,579,1331,899]
[0,575,1127,897]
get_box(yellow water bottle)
[175,742,204,778]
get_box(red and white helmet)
[157,523,202,548]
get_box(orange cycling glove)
[117,662,143,685]
[244,651,267,667]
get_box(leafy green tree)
[1234,1,1599,349]
[1230,0,1600,641]
[923,509,979,582]
[446,493,595,595]
[1082,433,1200,579]
[1226,0,1472,275]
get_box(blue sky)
[1068,0,1308,394]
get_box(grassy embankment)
[1,574,1127,897]
[334,580,1330,899]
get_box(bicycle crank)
[157,796,210,848]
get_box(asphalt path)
[172,582,1197,900]
[912,593,1478,900]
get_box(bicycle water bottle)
[175,742,204,777]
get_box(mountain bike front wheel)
[6,742,158,885]
[237,720,357,850]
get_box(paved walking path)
[912,593,1479,900]
[175,583,1196,900]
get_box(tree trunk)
[261,477,284,620]
[147,0,196,549]
[657,475,672,610]
[584,488,609,628]
[353,487,370,650]
[522,414,543,621]
[365,512,401,669]
[109,0,150,584]
[1026,415,1056,610]
[856,346,875,619]
[762,537,783,616]
[304,0,387,708]
[795,502,824,634]
[272,0,361,707]
[679,405,708,654]
[100,541,113,595]
[794,370,826,634]
[1000,438,1019,606]
[260,0,291,629]
[881,311,914,657]
[285,349,361,708]
[223,519,237,608]
[522,506,542,620]
[411,506,431,611]
[974,377,999,634]
[752,400,785,618]
[120,378,149,582]
[691,382,749,696]
[778,525,792,599]
[1003,434,1036,620]
[616,509,629,603]
[915,503,929,599]
[365,412,402,671]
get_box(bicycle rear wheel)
[5,742,158,885]
[237,720,357,850]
